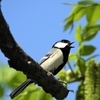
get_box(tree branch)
[0,7,70,99]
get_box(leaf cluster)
[0,66,52,100]
[57,1,100,100]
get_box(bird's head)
[53,39,74,49]
[52,39,74,63]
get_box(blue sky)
[0,0,100,100]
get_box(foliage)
[0,66,52,100]
[0,0,100,100]
[85,60,100,100]
[61,0,100,100]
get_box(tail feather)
[10,79,33,99]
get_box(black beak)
[69,42,74,48]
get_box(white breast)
[40,49,63,72]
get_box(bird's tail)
[10,79,33,99]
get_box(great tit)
[10,39,74,99]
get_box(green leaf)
[78,1,94,5]
[1,66,17,82]
[13,85,39,100]
[8,71,26,88]
[0,69,2,82]
[66,69,75,81]
[74,67,80,77]
[64,5,85,31]
[64,20,73,31]
[64,15,74,31]
[86,25,100,32]
[68,53,77,61]
[62,3,78,6]
[82,24,100,41]
[76,83,85,100]
[77,45,96,56]
[76,57,86,73]
[57,70,67,81]
[70,5,84,15]
[75,24,82,42]
[0,85,4,97]
[85,59,100,100]
[82,31,97,41]
[69,5,86,21]
[23,86,39,100]
[74,6,86,21]
[38,89,52,100]
[0,66,26,88]
[13,95,24,100]
[86,4,100,24]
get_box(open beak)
[69,42,74,48]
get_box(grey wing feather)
[39,48,58,65]
[39,56,49,65]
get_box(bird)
[9,39,74,99]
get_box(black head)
[61,39,70,43]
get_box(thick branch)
[0,8,69,99]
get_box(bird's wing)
[39,48,63,74]
[39,48,58,65]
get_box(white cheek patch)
[54,42,68,48]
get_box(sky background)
[0,0,100,100]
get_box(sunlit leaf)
[82,24,100,41]
[23,86,39,100]
[64,5,85,31]
[13,94,24,100]
[86,4,100,24]
[0,65,26,88]
[70,5,84,15]
[74,6,86,21]
[68,53,77,61]
[13,85,39,100]
[69,5,86,21]
[8,71,26,88]
[88,25,100,32]
[66,69,76,82]
[77,45,96,56]
[1,66,17,82]
[57,70,67,81]
[75,24,82,42]
[38,89,52,100]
